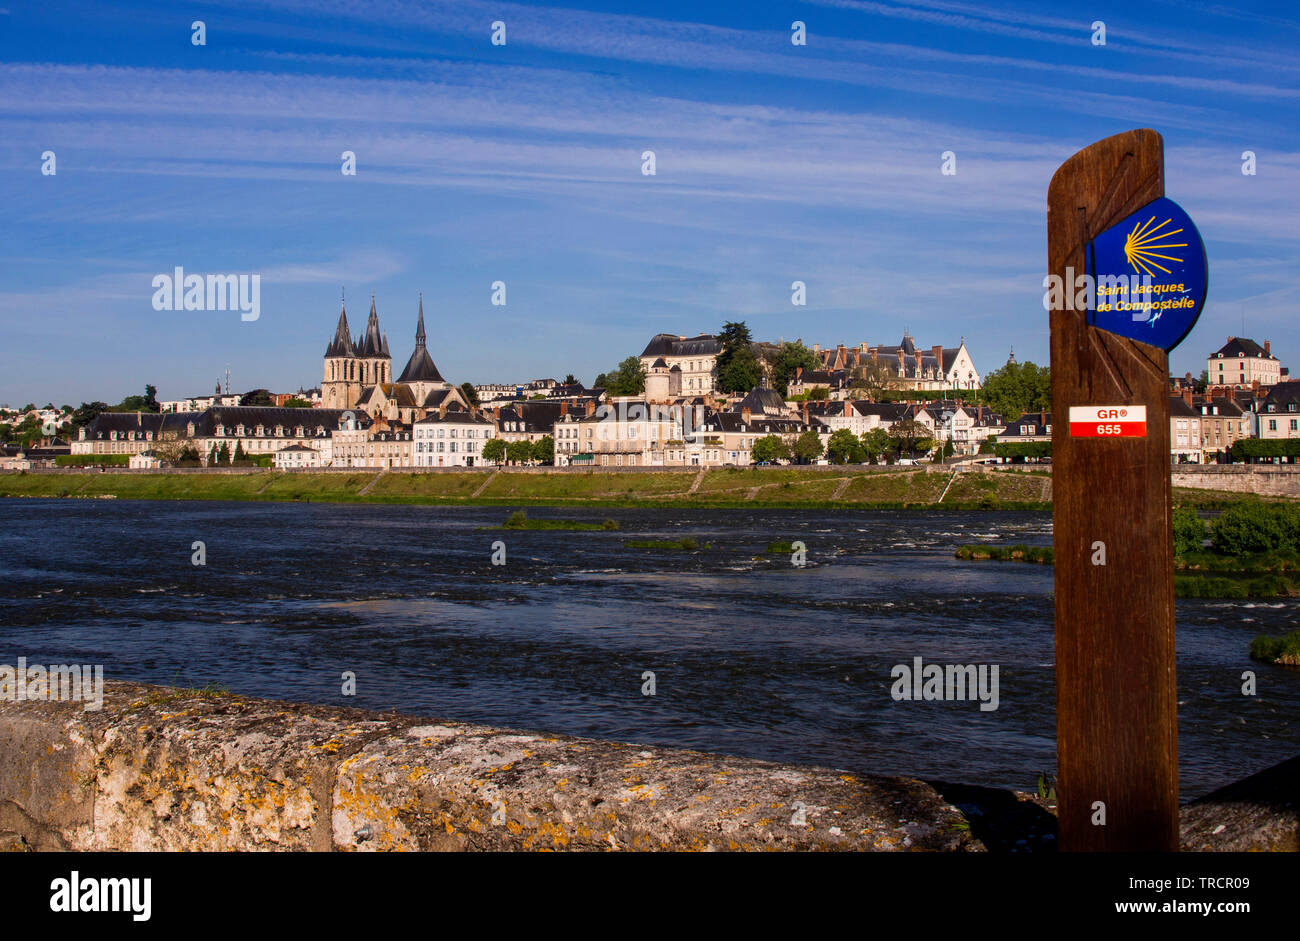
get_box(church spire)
[326,289,356,357]
[359,293,384,358]
[415,292,426,349]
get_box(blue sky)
[1,0,1297,406]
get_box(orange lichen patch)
[839,775,858,784]
[506,820,523,835]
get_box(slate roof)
[396,296,445,383]
[735,386,788,416]
[357,296,386,359]
[414,408,494,426]
[640,334,723,358]
[1212,337,1274,360]
[325,301,356,358]
[496,402,565,433]
[1000,411,1051,436]
[1262,382,1300,411]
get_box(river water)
[1,498,1295,798]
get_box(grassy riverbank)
[0,467,1058,509]
[2,466,1287,511]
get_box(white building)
[413,408,495,467]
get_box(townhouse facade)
[1208,337,1282,391]
[412,408,495,467]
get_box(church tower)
[396,293,450,406]
[356,294,392,388]
[323,291,360,409]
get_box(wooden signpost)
[1048,129,1204,852]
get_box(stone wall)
[1,682,1293,851]
[1171,465,1300,497]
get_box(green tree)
[282,397,312,408]
[716,321,762,394]
[481,438,507,464]
[791,430,824,464]
[239,389,275,407]
[563,374,577,385]
[862,428,891,459]
[769,341,819,396]
[232,442,248,464]
[533,435,555,465]
[979,361,1050,422]
[751,435,790,463]
[595,357,646,396]
[215,443,231,465]
[826,428,866,464]
[460,382,480,406]
[993,441,1051,462]
[888,418,932,456]
[506,439,534,465]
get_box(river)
[1,498,1295,798]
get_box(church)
[322,293,469,423]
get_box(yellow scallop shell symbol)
[1124,215,1188,278]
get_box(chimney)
[1265,340,1271,355]
[914,350,923,373]
[872,347,879,363]
[1183,389,1193,407]
[844,399,852,417]
[742,406,752,423]
[585,399,596,417]
[560,401,569,417]
[932,345,943,364]
[813,343,820,353]
[859,342,868,353]
[439,403,447,418]
[801,400,809,423]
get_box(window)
[1269,420,1277,431]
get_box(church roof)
[325,298,356,358]
[397,295,445,384]
[357,296,387,359]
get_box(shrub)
[1209,502,1298,555]
[55,454,130,466]
[1172,506,1206,557]
[1249,631,1300,665]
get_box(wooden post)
[1048,129,1179,852]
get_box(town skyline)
[2,0,1298,405]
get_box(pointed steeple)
[326,289,356,357]
[397,292,444,385]
[359,293,385,358]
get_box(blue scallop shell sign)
[1087,196,1208,352]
